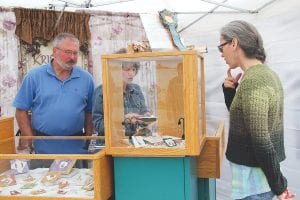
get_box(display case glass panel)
[102,51,206,156]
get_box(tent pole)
[54,2,67,29]
[199,0,255,13]
[56,0,81,7]
[176,11,256,14]
[92,0,135,7]
[254,0,278,12]
[86,0,92,8]
[178,0,228,33]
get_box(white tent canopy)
[0,0,279,32]
[0,0,299,199]
[0,0,277,12]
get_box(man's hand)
[17,139,33,154]
[15,109,34,152]
[17,138,32,149]
[278,188,296,200]
[224,68,242,89]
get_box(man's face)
[122,64,137,84]
[53,38,79,70]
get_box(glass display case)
[101,50,206,156]
[0,117,113,200]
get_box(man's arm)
[84,112,93,136]
[15,108,33,148]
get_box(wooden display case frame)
[102,50,206,157]
[0,117,113,200]
[197,121,225,178]
[0,117,14,141]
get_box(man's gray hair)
[52,32,79,48]
[220,20,266,63]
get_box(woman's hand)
[124,113,142,123]
[278,189,296,200]
[224,68,242,89]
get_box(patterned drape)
[0,9,18,116]
[88,11,157,114]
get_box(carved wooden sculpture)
[159,9,187,50]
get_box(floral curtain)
[14,8,91,81]
[0,9,18,116]
[88,11,157,114]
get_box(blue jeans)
[238,191,274,200]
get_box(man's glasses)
[217,41,231,53]
[56,47,78,56]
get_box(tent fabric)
[88,10,149,86]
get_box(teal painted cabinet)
[198,178,216,200]
[114,157,199,200]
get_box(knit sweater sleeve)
[241,85,287,195]
[222,83,237,111]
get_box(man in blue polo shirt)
[13,32,94,154]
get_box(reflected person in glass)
[92,50,150,136]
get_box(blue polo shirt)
[13,62,94,153]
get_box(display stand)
[198,178,216,200]
[114,157,198,200]
[0,117,113,200]
[101,51,225,200]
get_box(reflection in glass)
[121,61,152,136]
[107,56,188,149]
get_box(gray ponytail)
[220,20,266,63]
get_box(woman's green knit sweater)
[225,64,287,195]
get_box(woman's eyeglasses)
[217,41,231,53]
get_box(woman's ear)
[231,38,239,49]
[231,38,239,50]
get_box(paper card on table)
[49,159,76,175]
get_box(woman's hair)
[220,20,266,63]
[53,32,79,48]
[122,62,140,73]
[116,48,140,73]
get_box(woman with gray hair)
[220,20,295,200]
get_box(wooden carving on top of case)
[159,9,187,51]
